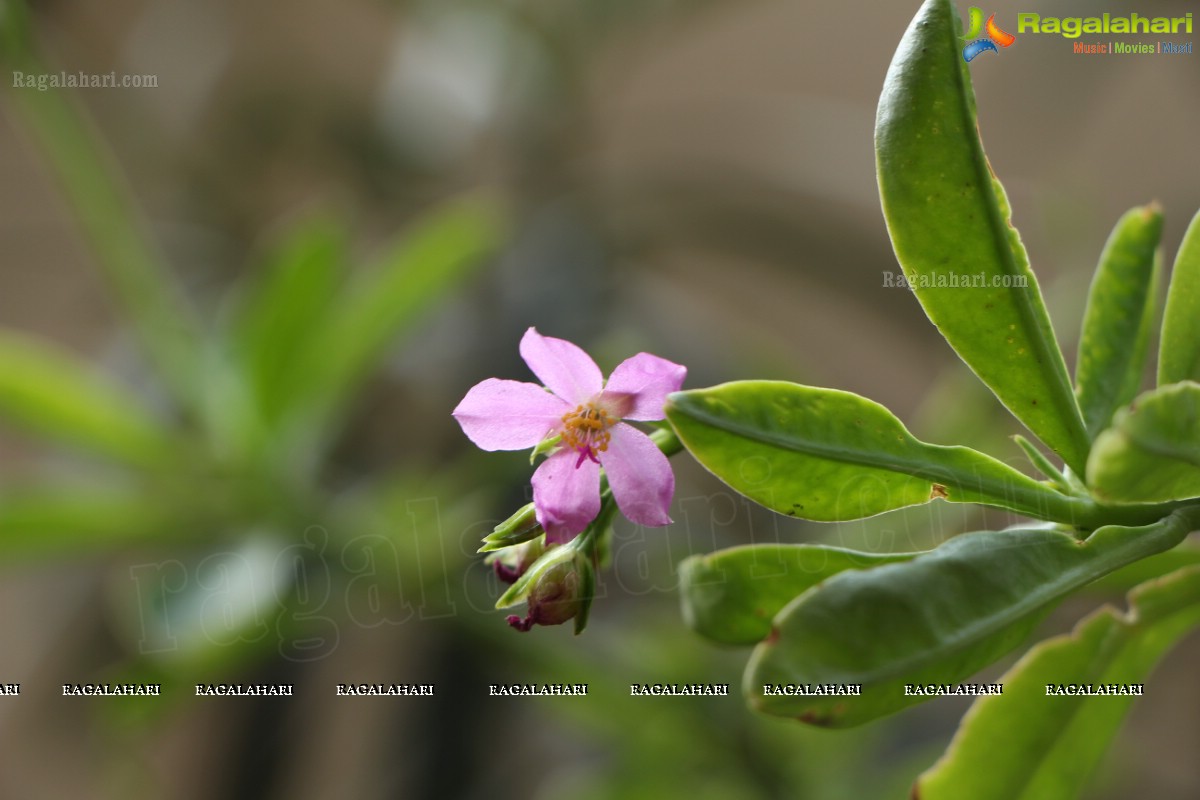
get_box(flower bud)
[490,537,544,585]
[506,559,585,632]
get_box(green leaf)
[2,16,204,407]
[297,196,502,434]
[1087,382,1200,504]
[0,332,179,467]
[1012,434,1068,489]
[744,508,1200,727]
[0,484,177,557]
[116,534,292,659]
[915,565,1200,800]
[1159,210,1200,385]
[232,219,346,423]
[679,544,919,646]
[1086,546,1200,595]
[1075,205,1163,438]
[666,381,1092,525]
[875,0,1089,475]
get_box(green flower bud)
[507,558,585,632]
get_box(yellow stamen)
[560,403,617,464]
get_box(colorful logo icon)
[961,7,1016,61]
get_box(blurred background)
[0,0,1197,797]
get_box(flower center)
[560,402,617,467]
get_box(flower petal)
[602,352,687,421]
[452,378,568,451]
[533,450,601,544]
[599,423,673,527]
[519,327,604,405]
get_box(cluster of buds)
[481,503,598,634]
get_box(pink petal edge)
[519,327,604,406]
[599,423,674,527]
[452,378,569,451]
[532,449,602,544]
[602,352,686,421]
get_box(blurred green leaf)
[1087,382,1200,504]
[3,15,204,407]
[666,381,1092,525]
[231,219,347,423]
[298,196,502,435]
[0,483,177,557]
[1075,205,1162,438]
[875,0,1089,475]
[679,544,918,646]
[916,565,1200,800]
[744,508,1199,727]
[118,534,292,659]
[1159,210,1200,385]
[0,332,179,467]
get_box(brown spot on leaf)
[765,626,781,645]
[798,709,835,727]
[930,483,949,500]
[910,783,922,800]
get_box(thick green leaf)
[744,508,1200,727]
[1159,210,1200,385]
[1075,205,1163,438]
[1087,382,1200,504]
[876,0,1089,475]
[232,220,346,423]
[0,332,178,467]
[679,544,918,646]
[297,197,501,432]
[916,565,1200,800]
[666,381,1094,525]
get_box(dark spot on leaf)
[798,709,835,727]
[1031,399,1038,406]
[786,510,796,516]
[910,784,922,800]
[765,626,780,645]
[930,483,949,500]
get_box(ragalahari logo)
[961,7,1016,61]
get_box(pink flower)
[454,328,686,543]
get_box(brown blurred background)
[1,0,1198,798]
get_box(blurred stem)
[2,0,204,410]
[650,425,683,457]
